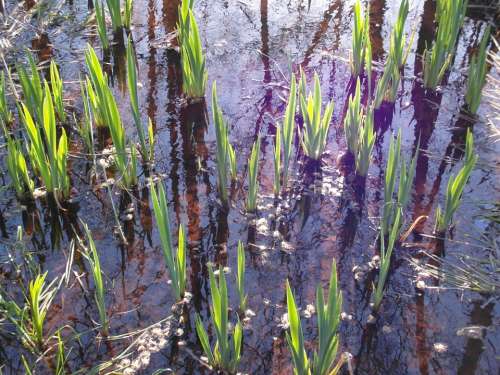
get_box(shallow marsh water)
[0,0,499,374]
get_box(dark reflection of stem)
[415,289,429,375]
[139,185,153,246]
[162,0,180,33]
[111,35,127,93]
[146,0,158,125]
[369,0,386,61]
[179,101,209,311]
[457,300,494,375]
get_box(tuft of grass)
[282,74,297,190]
[344,78,363,155]
[212,82,235,205]
[423,0,467,89]
[299,73,334,160]
[5,134,34,199]
[94,0,110,50]
[435,129,477,233]
[105,0,122,32]
[465,26,491,115]
[151,182,187,301]
[350,0,369,77]
[180,9,207,99]
[274,124,281,197]
[82,223,109,335]
[381,130,418,236]
[246,137,261,212]
[373,209,402,311]
[0,71,13,126]
[49,61,65,123]
[286,260,344,375]
[177,0,194,45]
[236,240,247,312]
[20,84,70,200]
[195,265,243,373]
[355,104,375,177]
[374,59,400,109]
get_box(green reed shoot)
[298,67,307,101]
[351,0,369,77]
[381,130,418,236]
[435,129,477,233]
[79,81,94,154]
[373,209,401,311]
[423,0,467,89]
[17,53,43,121]
[195,265,243,373]
[20,85,70,200]
[105,0,122,32]
[274,124,281,196]
[465,26,490,115]
[181,10,207,98]
[344,78,362,155]
[390,0,409,68]
[5,135,34,199]
[151,182,187,301]
[286,260,343,375]
[246,137,261,212]
[355,105,375,177]
[0,71,13,126]
[21,355,34,375]
[228,142,237,181]
[82,223,108,335]
[126,37,148,161]
[94,0,109,50]
[123,0,133,29]
[282,73,297,190]
[85,45,136,186]
[212,82,234,205]
[236,240,247,312]
[365,37,372,98]
[299,73,334,160]
[55,330,67,375]
[28,272,58,348]
[49,61,65,123]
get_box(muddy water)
[0,0,499,374]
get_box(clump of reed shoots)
[21,84,70,200]
[17,53,43,121]
[0,71,13,126]
[286,260,345,375]
[5,135,34,200]
[82,224,109,335]
[180,9,208,99]
[381,130,418,236]
[236,240,247,312]
[94,0,110,50]
[49,61,65,123]
[389,0,409,68]
[195,265,243,373]
[85,45,137,187]
[435,129,477,234]
[281,74,297,190]
[151,182,187,301]
[350,0,369,77]
[423,0,467,89]
[355,105,375,177]
[299,73,334,160]
[246,137,261,212]
[372,209,402,311]
[374,59,400,109]
[212,82,235,205]
[177,0,194,45]
[465,26,491,115]
[344,78,362,155]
